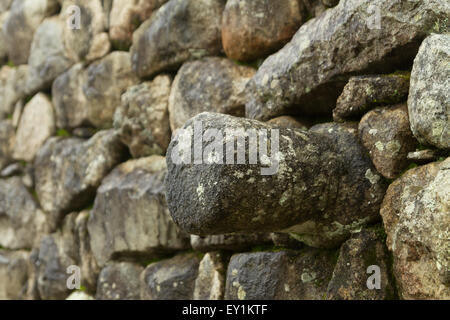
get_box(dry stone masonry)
[0,0,448,300]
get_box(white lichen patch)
[365,169,381,185]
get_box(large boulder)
[408,33,450,150]
[222,0,308,62]
[0,177,47,250]
[224,249,336,300]
[88,156,190,267]
[130,0,225,78]
[13,93,55,162]
[165,113,386,248]
[381,158,450,299]
[34,130,127,229]
[114,75,172,158]
[96,262,143,300]
[359,104,417,179]
[52,52,139,130]
[3,0,59,65]
[245,0,450,121]
[168,57,255,131]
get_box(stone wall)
[0,0,449,300]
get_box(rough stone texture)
[109,0,168,50]
[141,253,200,300]
[267,116,310,130]
[225,249,336,300]
[381,158,450,300]
[246,0,450,121]
[0,177,47,250]
[359,104,417,179]
[222,0,308,62]
[130,0,225,78]
[96,262,143,300]
[407,149,444,164]
[333,74,410,122]
[271,233,304,250]
[326,229,395,300]
[0,65,29,119]
[0,0,12,13]
[166,113,386,248]
[88,156,190,267]
[193,252,225,300]
[3,0,59,65]
[32,212,80,300]
[0,120,15,170]
[34,130,127,229]
[322,0,339,7]
[0,250,30,300]
[13,93,55,162]
[190,234,272,253]
[52,52,139,130]
[408,34,450,150]
[114,75,172,157]
[168,57,255,131]
[0,12,9,65]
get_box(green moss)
[56,129,71,137]
[6,61,15,68]
[232,58,263,70]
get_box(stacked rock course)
[0,0,448,300]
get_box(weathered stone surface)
[114,75,172,157]
[267,115,310,130]
[333,74,410,122]
[322,0,339,7]
[34,130,127,228]
[408,34,450,150]
[381,158,450,299]
[166,113,386,248]
[53,52,139,130]
[0,177,47,250]
[96,262,143,300]
[326,229,395,300]
[33,212,79,300]
[130,0,225,78]
[222,0,307,62]
[0,12,9,65]
[0,65,28,119]
[270,233,304,250]
[0,120,14,170]
[13,93,55,162]
[359,104,417,179]
[141,253,200,300]
[225,249,336,300]
[0,0,12,13]
[88,156,189,267]
[0,250,30,300]
[3,0,59,65]
[190,234,272,253]
[407,149,444,164]
[109,0,168,50]
[168,57,255,131]
[246,0,450,121]
[66,291,95,300]
[193,252,225,300]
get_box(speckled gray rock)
[408,33,450,150]
[13,93,55,162]
[246,0,450,121]
[33,212,80,300]
[222,0,308,62]
[114,75,172,157]
[96,262,143,300]
[109,0,167,49]
[0,120,14,170]
[0,65,29,119]
[88,156,190,267]
[225,249,336,300]
[141,253,200,300]
[333,74,410,122]
[0,250,30,300]
[0,177,47,250]
[3,0,59,65]
[131,0,225,78]
[380,158,450,300]
[52,52,139,130]
[193,252,225,300]
[166,113,386,248]
[34,130,127,229]
[359,104,417,179]
[190,233,272,252]
[168,57,255,131]
[326,229,396,300]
